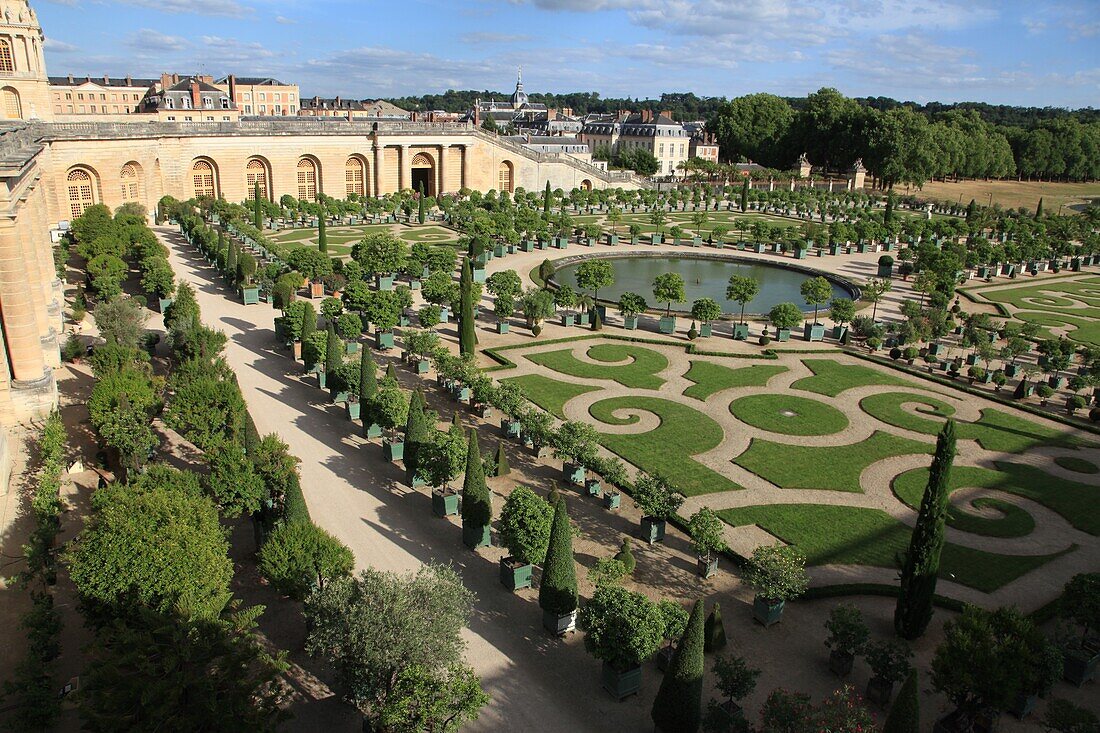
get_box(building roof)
[164,77,226,94]
[215,76,289,86]
[360,99,409,117]
[301,96,367,111]
[49,75,157,88]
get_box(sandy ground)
[904,179,1100,214]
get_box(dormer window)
[165,97,173,109]
[181,96,191,109]
[203,96,213,109]
[221,97,229,109]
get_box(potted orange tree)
[633,473,684,545]
[498,486,553,591]
[745,544,809,627]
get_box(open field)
[903,179,1100,213]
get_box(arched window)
[192,160,216,199]
[0,40,13,74]
[2,87,20,120]
[497,161,514,193]
[120,163,140,201]
[246,158,269,200]
[345,156,365,198]
[297,158,318,201]
[67,169,96,219]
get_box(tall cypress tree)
[966,198,977,224]
[703,602,726,653]
[225,241,238,281]
[461,429,492,549]
[1035,197,1044,219]
[299,301,317,344]
[882,669,919,733]
[740,177,749,213]
[417,183,426,225]
[318,216,328,254]
[358,348,377,403]
[543,180,552,214]
[652,600,705,733]
[253,183,262,229]
[459,257,476,357]
[324,325,341,385]
[884,195,894,226]
[403,389,427,483]
[894,420,956,639]
[539,499,577,618]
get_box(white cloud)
[274,15,296,24]
[127,29,189,53]
[44,37,80,53]
[460,31,531,44]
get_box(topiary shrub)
[614,538,636,575]
[257,521,354,600]
[704,603,727,653]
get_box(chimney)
[190,80,201,109]
[125,75,132,86]
[161,73,172,89]
[228,74,236,102]
[661,109,672,120]
[67,74,73,84]
[335,95,341,105]
[198,74,213,84]
[103,74,110,84]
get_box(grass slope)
[717,504,1070,593]
[792,359,910,397]
[734,431,932,492]
[729,394,849,436]
[589,395,741,496]
[501,374,598,419]
[682,361,788,401]
[525,343,669,390]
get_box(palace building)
[0,0,642,451]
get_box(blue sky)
[38,0,1100,107]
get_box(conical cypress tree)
[253,183,263,229]
[1035,197,1044,219]
[403,390,427,483]
[547,483,561,506]
[216,230,225,263]
[740,177,749,212]
[300,301,317,343]
[418,183,426,224]
[359,348,377,403]
[1013,377,1029,399]
[318,216,328,253]
[494,442,510,477]
[461,430,492,548]
[324,325,341,383]
[704,603,727,653]
[543,180,552,214]
[591,307,602,331]
[884,195,894,226]
[966,199,977,223]
[652,600,705,733]
[459,258,476,356]
[386,363,397,381]
[894,420,956,639]
[539,499,577,617]
[451,411,461,429]
[226,240,238,280]
[883,669,919,733]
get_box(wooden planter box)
[563,462,585,486]
[698,556,719,578]
[499,557,533,591]
[803,323,825,342]
[543,609,577,636]
[659,316,676,334]
[603,492,621,510]
[345,399,361,421]
[623,315,638,330]
[383,438,404,463]
[601,662,642,700]
[732,323,750,340]
[640,516,666,544]
[502,418,522,439]
[585,478,602,497]
[752,596,785,627]
[432,489,460,517]
[375,331,395,350]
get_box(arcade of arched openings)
[120,163,140,202]
[345,156,367,198]
[192,159,217,199]
[498,160,514,193]
[246,158,269,200]
[66,167,96,219]
[297,157,319,201]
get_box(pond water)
[555,256,852,315]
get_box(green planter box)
[432,489,460,517]
[1063,646,1099,686]
[928,342,944,356]
[317,371,327,389]
[494,244,506,258]
[452,385,471,403]
[439,306,450,323]
[804,323,825,342]
[754,243,765,253]
[753,596,785,627]
[345,400,361,421]
[794,247,808,259]
[699,322,712,338]
[159,297,175,313]
[732,323,750,340]
[473,267,486,284]
[499,557,533,591]
[585,478,602,497]
[603,492,621,510]
[829,244,842,255]
[832,325,847,340]
[776,328,791,342]
[640,516,666,544]
[497,321,510,334]
[623,315,638,330]
[416,358,430,374]
[561,314,575,327]
[502,418,522,439]
[877,264,893,277]
[521,240,535,252]
[383,438,404,462]
[601,662,642,701]
[650,233,662,245]
[376,331,395,350]
[330,389,350,404]
[364,422,383,439]
[659,316,677,334]
[376,275,394,291]
[1004,363,1019,378]
[698,556,719,578]
[563,462,585,486]
[543,609,577,636]
[345,341,360,355]
[576,312,590,327]
[240,286,260,305]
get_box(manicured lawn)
[891,466,1036,538]
[397,226,460,244]
[965,278,1100,347]
[734,431,931,492]
[717,503,1070,593]
[860,392,1091,453]
[729,394,849,436]
[589,396,741,496]
[792,359,910,397]
[1013,311,1100,348]
[1056,455,1099,474]
[525,343,668,390]
[501,374,598,419]
[682,361,788,401]
[893,462,1100,536]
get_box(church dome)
[510,70,528,109]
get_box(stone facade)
[0,0,51,121]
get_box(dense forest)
[382,88,1099,186]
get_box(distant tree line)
[383,87,1097,185]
